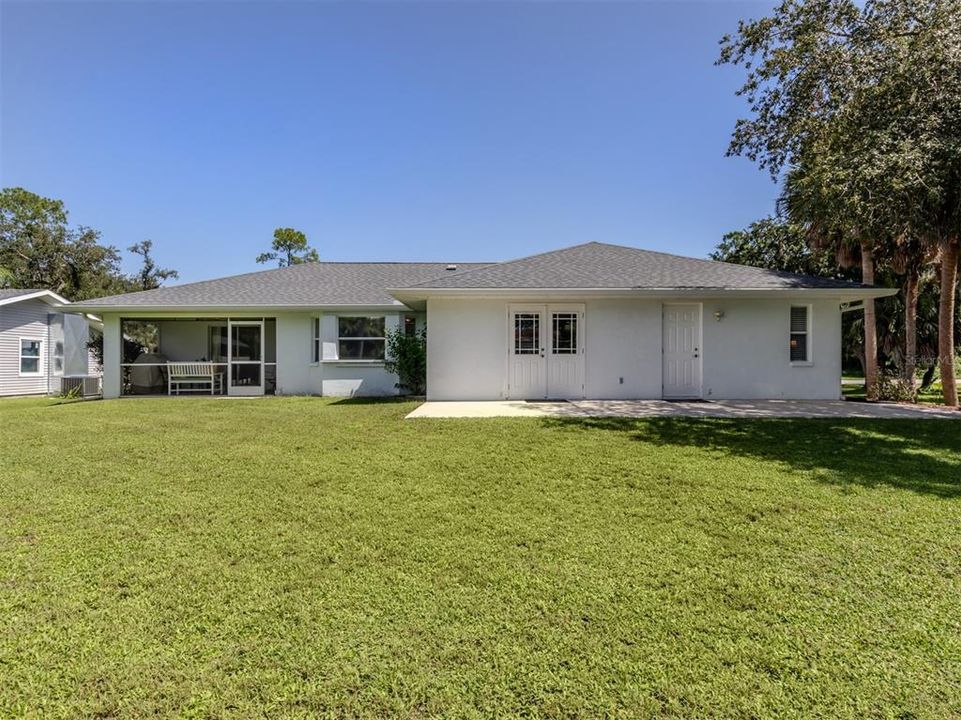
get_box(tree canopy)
[256,228,319,267]
[719,0,961,405]
[711,217,839,278]
[0,187,126,300]
[128,240,179,291]
[0,187,180,301]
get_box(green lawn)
[1,397,959,719]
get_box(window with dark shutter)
[790,306,810,363]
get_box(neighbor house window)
[53,341,64,374]
[790,306,811,363]
[312,318,321,362]
[338,316,386,360]
[20,339,42,375]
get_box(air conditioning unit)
[61,375,102,398]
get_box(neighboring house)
[0,289,101,397]
[68,242,895,401]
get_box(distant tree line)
[1,186,321,299]
[0,187,179,298]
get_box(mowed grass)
[1,397,960,719]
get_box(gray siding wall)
[0,298,51,396]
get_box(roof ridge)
[403,242,608,288]
[404,240,859,289]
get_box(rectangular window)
[312,318,321,362]
[514,313,540,355]
[790,306,810,363]
[53,340,64,374]
[552,313,577,355]
[20,339,42,375]
[338,316,386,360]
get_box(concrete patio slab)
[406,399,961,420]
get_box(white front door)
[508,306,546,399]
[546,305,585,399]
[662,304,702,399]
[228,320,264,396]
[508,305,585,400]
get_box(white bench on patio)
[167,362,224,396]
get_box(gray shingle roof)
[402,242,873,290]
[69,262,490,309]
[69,241,884,311]
[0,288,47,301]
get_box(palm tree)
[890,234,939,388]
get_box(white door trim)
[227,319,265,396]
[661,303,703,399]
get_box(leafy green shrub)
[384,327,427,396]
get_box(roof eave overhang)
[0,289,72,308]
[65,302,413,315]
[389,285,898,309]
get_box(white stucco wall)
[426,298,509,400]
[584,298,663,399]
[426,296,844,401]
[701,297,841,400]
[275,311,403,396]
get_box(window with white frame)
[20,339,43,375]
[312,318,321,363]
[338,316,386,360]
[790,306,811,363]
[53,340,64,374]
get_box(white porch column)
[102,314,121,399]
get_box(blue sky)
[2,1,778,283]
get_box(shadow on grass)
[542,416,961,499]
[329,396,420,406]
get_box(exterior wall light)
[714,310,725,322]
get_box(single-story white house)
[0,289,101,397]
[68,242,896,401]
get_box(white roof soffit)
[0,289,71,307]
[389,286,899,305]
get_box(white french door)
[228,320,264,396]
[662,304,702,399]
[508,304,585,400]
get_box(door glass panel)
[552,313,577,354]
[231,363,261,386]
[231,325,261,361]
[514,313,539,355]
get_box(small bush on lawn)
[384,326,427,395]
[876,372,918,403]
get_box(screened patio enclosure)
[120,317,277,396]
